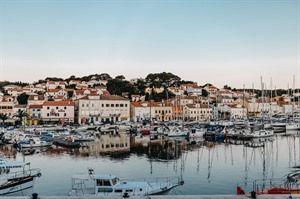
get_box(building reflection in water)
[79,132,130,157]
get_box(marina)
[0,123,300,197]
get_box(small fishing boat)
[0,153,41,196]
[68,168,184,197]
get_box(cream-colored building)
[76,95,130,124]
[185,104,212,121]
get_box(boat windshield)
[111,177,118,185]
[96,179,111,186]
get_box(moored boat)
[237,171,300,195]
[68,168,184,197]
[0,153,41,196]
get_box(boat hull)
[0,176,35,196]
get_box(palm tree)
[13,109,29,131]
[0,113,8,125]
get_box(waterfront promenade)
[2,195,300,199]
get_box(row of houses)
[0,81,298,126]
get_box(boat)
[189,128,205,138]
[167,127,189,137]
[0,153,41,196]
[16,137,52,149]
[237,171,300,195]
[68,168,184,197]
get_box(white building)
[76,95,130,124]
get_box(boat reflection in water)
[5,129,300,196]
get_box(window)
[87,104,89,107]
[106,104,109,107]
[102,104,104,107]
[111,104,114,107]
[47,107,50,109]
[64,113,66,117]
[32,114,36,118]
[32,109,35,111]
[120,104,124,107]
[82,104,84,107]
[116,104,119,107]
[56,107,58,109]
[125,104,127,107]
[47,113,49,116]
[64,107,66,109]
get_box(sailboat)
[286,77,300,130]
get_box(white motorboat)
[16,137,52,149]
[286,122,300,130]
[0,154,41,196]
[189,128,205,138]
[68,168,184,197]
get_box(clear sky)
[0,0,299,89]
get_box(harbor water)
[1,131,300,196]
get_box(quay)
[2,195,300,199]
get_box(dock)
[2,195,299,199]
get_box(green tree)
[115,75,126,80]
[223,85,232,90]
[202,89,208,97]
[17,92,29,105]
[13,109,29,131]
[136,79,147,96]
[145,72,181,88]
[0,113,8,125]
[107,79,136,97]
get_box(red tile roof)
[29,105,43,109]
[43,101,75,106]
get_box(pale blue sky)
[0,0,299,89]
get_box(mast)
[270,78,272,119]
[243,84,245,119]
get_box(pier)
[2,195,300,199]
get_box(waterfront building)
[130,102,151,122]
[130,101,172,122]
[76,95,130,124]
[0,95,16,118]
[42,101,75,124]
[28,104,42,126]
[185,104,212,121]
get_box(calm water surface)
[2,132,300,196]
